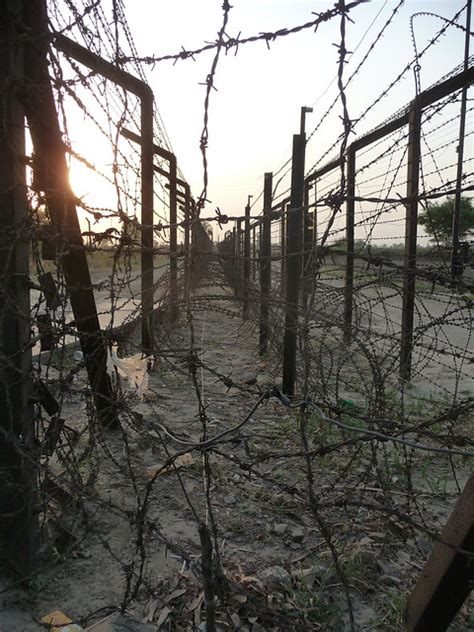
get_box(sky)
[60,0,472,244]
[122,1,471,227]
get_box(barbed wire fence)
[0,1,473,631]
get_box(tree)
[418,197,474,243]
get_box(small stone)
[258,566,291,589]
[272,523,288,536]
[232,474,241,483]
[230,613,240,626]
[224,494,237,506]
[291,526,305,543]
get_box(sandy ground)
[1,259,473,631]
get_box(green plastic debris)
[337,398,358,411]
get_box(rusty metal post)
[243,197,251,319]
[252,225,257,281]
[236,219,242,300]
[302,181,313,306]
[168,155,178,320]
[400,100,421,382]
[313,197,318,248]
[451,0,471,279]
[183,183,191,303]
[0,0,38,574]
[231,226,237,295]
[406,473,474,632]
[344,145,356,345]
[23,0,117,426]
[140,93,155,351]
[259,173,272,356]
[221,231,227,280]
[225,230,233,283]
[311,187,318,297]
[190,198,197,280]
[52,39,155,353]
[282,135,305,396]
[280,203,287,296]
[119,127,186,326]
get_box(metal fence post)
[24,0,117,426]
[169,156,178,320]
[302,181,313,306]
[400,99,421,382]
[259,173,273,355]
[226,230,233,282]
[280,203,286,296]
[140,88,155,352]
[282,135,305,396]
[406,473,474,632]
[231,226,237,295]
[311,189,318,296]
[0,0,38,574]
[183,183,191,304]
[344,145,356,345]
[228,230,234,284]
[243,198,251,318]
[190,199,196,280]
[451,0,471,279]
[252,225,257,281]
[236,219,243,301]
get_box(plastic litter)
[106,345,150,399]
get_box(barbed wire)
[1,2,473,631]
[116,0,369,67]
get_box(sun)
[68,156,121,234]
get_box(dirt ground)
[1,261,473,631]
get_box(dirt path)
[1,260,473,631]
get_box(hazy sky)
[60,0,471,245]
[122,0,470,228]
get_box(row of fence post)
[282,135,305,395]
[220,132,311,397]
[219,62,474,398]
[0,0,213,574]
[122,127,209,341]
